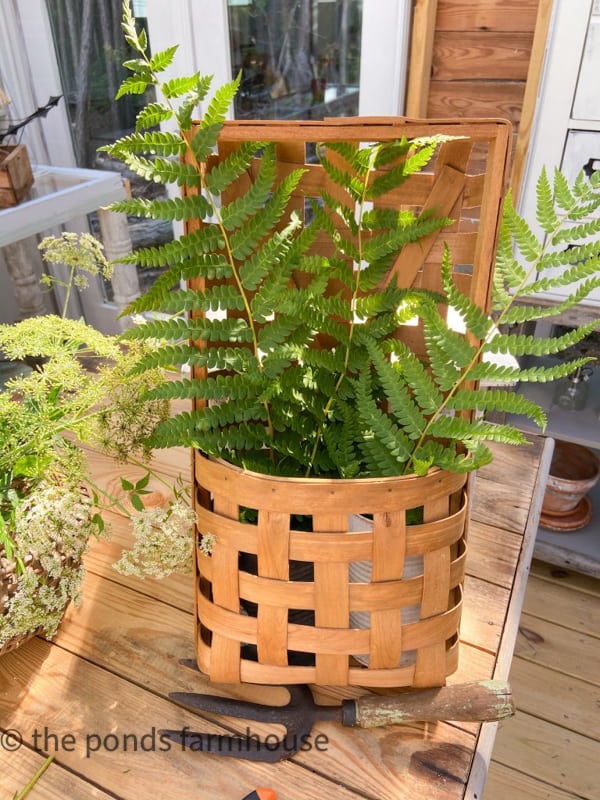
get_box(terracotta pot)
[542,441,600,515]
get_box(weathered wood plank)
[428,81,525,126]
[508,658,600,740]
[486,761,584,800]
[515,614,600,685]
[522,574,600,637]
[432,32,534,81]
[491,711,600,799]
[530,559,600,598]
[436,0,539,32]
[465,521,522,589]
[0,749,113,799]
[0,640,476,800]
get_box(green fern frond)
[536,167,560,234]
[494,223,527,295]
[365,340,426,439]
[101,130,185,157]
[123,254,232,316]
[135,102,172,131]
[427,415,528,446]
[204,140,266,194]
[552,216,600,245]
[176,75,214,131]
[538,238,600,270]
[525,257,600,296]
[229,169,306,259]
[355,370,412,470]
[193,397,268,430]
[121,1,147,52]
[484,319,598,357]
[144,377,215,401]
[148,45,178,74]
[116,75,153,99]
[366,139,439,199]
[440,245,493,340]
[413,438,493,474]
[188,75,241,162]
[420,333,461,392]
[127,344,201,374]
[219,143,277,230]
[553,167,576,210]
[423,305,477,368]
[155,284,246,314]
[123,316,253,345]
[108,194,213,222]
[447,389,546,429]
[117,152,202,188]
[322,141,369,176]
[319,153,364,202]
[387,340,444,414]
[501,278,600,325]
[503,192,541,261]
[163,74,202,99]
[243,229,300,299]
[130,227,224,268]
[468,356,594,384]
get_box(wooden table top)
[0,435,552,800]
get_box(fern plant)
[103,1,600,479]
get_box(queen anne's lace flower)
[0,482,96,648]
[114,501,196,579]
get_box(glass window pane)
[45,0,153,168]
[227,0,362,120]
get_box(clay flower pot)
[541,441,600,529]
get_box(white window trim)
[145,0,412,118]
[0,0,76,167]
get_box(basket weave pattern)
[195,452,468,688]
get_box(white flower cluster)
[114,501,195,580]
[1,482,98,647]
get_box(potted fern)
[100,1,600,687]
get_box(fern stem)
[305,146,377,476]
[131,28,276,448]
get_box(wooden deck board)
[486,560,600,800]
[0,437,557,799]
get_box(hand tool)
[240,790,276,800]
[161,674,514,763]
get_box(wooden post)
[511,0,554,200]
[405,0,439,117]
[2,238,50,319]
[97,206,140,325]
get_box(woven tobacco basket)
[189,117,511,687]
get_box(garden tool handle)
[343,680,515,728]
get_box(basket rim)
[195,448,462,488]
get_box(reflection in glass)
[227,0,362,120]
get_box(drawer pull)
[583,157,600,178]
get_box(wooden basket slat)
[198,546,466,613]
[195,452,466,512]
